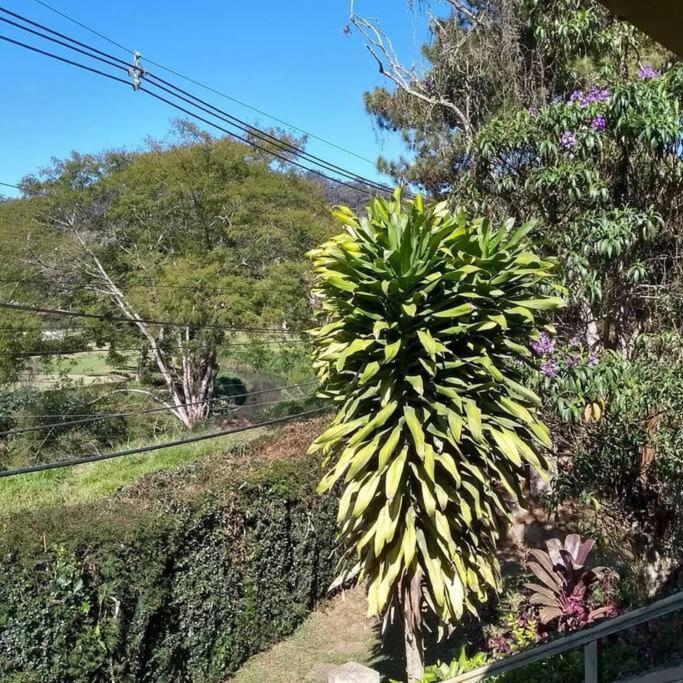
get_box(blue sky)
[0,0,432,197]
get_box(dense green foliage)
[308,191,562,677]
[356,0,683,566]
[0,124,331,432]
[0,430,337,682]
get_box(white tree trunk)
[71,227,218,430]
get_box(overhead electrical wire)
[0,9,391,194]
[0,383,317,419]
[0,9,393,196]
[0,272,277,294]
[1,339,305,357]
[0,381,317,418]
[0,301,306,334]
[0,393,318,437]
[0,406,328,478]
[0,381,317,436]
[29,0,376,167]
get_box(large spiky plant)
[308,190,563,681]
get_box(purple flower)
[541,359,559,378]
[528,106,539,118]
[560,131,577,149]
[588,352,599,367]
[569,86,610,107]
[638,64,659,80]
[570,336,581,347]
[591,115,606,131]
[566,355,578,368]
[531,332,555,355]
[585,86,610,105]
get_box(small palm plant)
[308,190,563,681]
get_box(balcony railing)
[443,590,683,683]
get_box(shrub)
[525,534,618,632]
[308,191,563,680]
[0,423,337,682]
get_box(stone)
[327,661,380,683]
[306,663,337,682]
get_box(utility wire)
[0,272,277,294]
[0,32,130,85]
[0,29,384,196]
[0,9,391,194]
[0,381,317,436]
[0,381,317,418]
[0,301,305,334]
[2,339,305,357]
[0,406,327,478]
[0,394,315,433]
[29,0,377,167]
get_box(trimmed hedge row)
[0,426,338,682]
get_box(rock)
[327,661,380,683]
[306,663,337,682]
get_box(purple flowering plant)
[531,331,555,356]
[540,359,559,378]
[568,86,611,108]
[560,131,577,149]
[591,115,606,132]
[638,64,659,80]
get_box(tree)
[353,0,683,563]
[354,0,643,197]
[308,191,562,681]
[12,123,335,428]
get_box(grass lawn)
[45,350,138,375]
[0,424,273,514]
[227,586,397,683]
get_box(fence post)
[584,639,600,683]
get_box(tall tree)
[12,124,334,427]
[309,191,562,680]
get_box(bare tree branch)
[350,12,474,143]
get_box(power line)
[0,301,305,334]
[0,32,130,86]
[0,273,274,294]
[0,9,391,194]
[0,28,385,196]
[2,339,305,357]
[0,381,317,418]
[0,406,327,478]
[0,381,317,436]
[29,0,377,167]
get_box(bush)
[0,422,338,682]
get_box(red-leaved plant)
[525,534,618,632]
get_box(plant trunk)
[401,572,424,683]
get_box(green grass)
[0,425,273,514]
[228,586,384,683]
[38,350,138,376]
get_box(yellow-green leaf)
[406,374,424,395]
[359,361,380,385]
[385,446,407,498]
[433,303,473,318]
[384,340,401,362]
[464,402,483,442]
[417,329,437,359]
[403,405,426,456]
[378,423,403,469]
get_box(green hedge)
[0,437,338,682]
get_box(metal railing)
[443,590,683,683]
